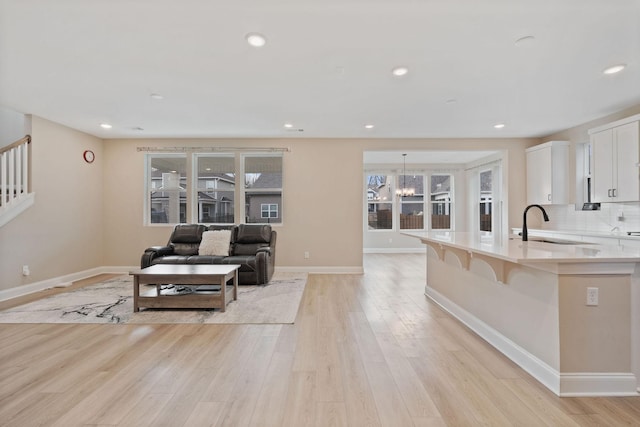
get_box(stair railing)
[0,135,31,213]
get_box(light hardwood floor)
[1,253,639,426]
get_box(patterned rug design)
[0,272,307,324]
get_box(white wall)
[0,106,28,147]
[0,117,104,291]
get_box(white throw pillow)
[198,230,231,256]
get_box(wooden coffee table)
[129,264,240,312]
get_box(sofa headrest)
[236,224,272,243]
[170,224,206,243]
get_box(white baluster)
[16,144,23,198]
[8,147,15,207]
[1,151,6,207]
[22,142,29,194]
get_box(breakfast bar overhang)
[405,231,640,397]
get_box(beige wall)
[101,138,366,270]
[9,108,635,290]
[0,117,104,291]
[425,246,635,391]
[100,137,536,270]
[559,274,631,372]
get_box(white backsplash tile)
[542,203,640,234]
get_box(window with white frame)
[147,155,187,224]
[479,169,492,232]
[430,174,452,230]
[261,203,278,218]
[244,155,283,224]
[145,152,283,225]
[195,154,235,224]
[366,174,394,230]
[398,174,425,230]
[365,172,452,231]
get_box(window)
[399,174,424,230]
[365,172,454,231]
[466,158,502,237]
[195,155,235,224]
[244,155,283,224]
[147,155,187,224]
[430,174,452,229]
[261,203,278,218]
[479,170,492,231]
[367,175,393,230]
[145,152,283,225]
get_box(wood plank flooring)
[1,253,639,426]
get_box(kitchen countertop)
[403,231,640,264]
[511,228,640,242]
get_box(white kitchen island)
[405,231,640,397]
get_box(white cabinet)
[526,140,569,205]
[590,115,640,203]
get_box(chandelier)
[396,153,415,198]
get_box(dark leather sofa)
[141,224,276,285]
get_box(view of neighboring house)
[149,169,282,225]
[245,172,282,224]
[150,172,236,224]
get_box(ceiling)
[364,150,499,165]
[1,0,639,140]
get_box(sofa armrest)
[141,245,174,268]
[256,247,271,255]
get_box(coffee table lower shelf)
[129,264,240,312]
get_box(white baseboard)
[0,266,137,302]
[363,248,426,254]
[276,266,364,274]
[426,286,639,397]
[559,373,639,397]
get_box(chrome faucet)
[522,204,549,241]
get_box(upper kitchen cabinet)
[589,114,640,203]
[526,140,569,205]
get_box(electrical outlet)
[22,265,30,276]
[304,251,310,259]
[586,287,598,306]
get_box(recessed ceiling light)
[392,66,409,77]
[515,35,535,46]
[603,64,626,75]
[150,93,164,100]
[205,168,211,171]
[100,123,112,129]
[494,123,505,129]
[246,33,267,47]
[284,123,293,128]
[364,124,375,129]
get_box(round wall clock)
[83,150,95,163]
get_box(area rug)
[0,272,307,324]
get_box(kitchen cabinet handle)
[612,188,617,197]
[548,194,551,201]
[608,189,612,198]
